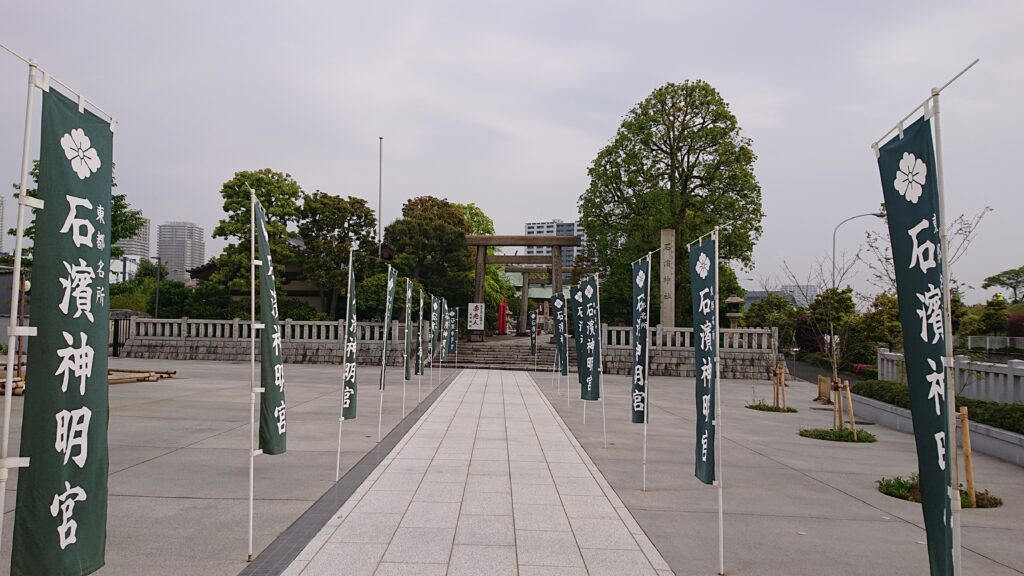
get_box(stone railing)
[131,318,777,351]
[604,326,777,351]
[130,317,393,342]
[878,347,1024,404]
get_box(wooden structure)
[466,235,582,341]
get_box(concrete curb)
[851,393,1024,467]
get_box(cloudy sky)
[2,2,1021,304]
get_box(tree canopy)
[211,168,302,290]
[298,191,376,317]
[578,80,761,324]
[385,196,473,304]
[982,266,1024,304]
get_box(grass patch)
[799,427,877,443]
[850,380,1024,435]
[745,401,798,413]
[877,474,1003,508]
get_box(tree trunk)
[329,290,339,319]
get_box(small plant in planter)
[746,401,798,413]
[798,427,876,443]
[877,474,1002,508]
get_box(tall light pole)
[827,207,886,385]
[378,136,383,258]
[154,257,162,319]
[831,207,887,290]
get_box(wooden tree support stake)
[843,379,857,435]
[960,406,976,508]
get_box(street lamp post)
[154,257,162,319]
[827,207,886,388]
[378,136,383,259]
[831,207,887,290]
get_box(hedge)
[850,380,1024,435]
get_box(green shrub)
[851,380,1024,435]
[877,473,1002,508]
[745,402,798,413]
[799,428,876,443]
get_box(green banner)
[428,295,438,368]
[380,266,397,390]
[691,236,717,484]
[404,279,413,380]
[579,277,602,401]
[529,311,537,355]
[631,256,651,423]
[13,88,112,576]
[550,294,568,376]
[342,249,357,420]
[255,201,287,455]
[415,289,424,375]
[571,285,585,385]
[440,299,449,362]
[447,308,457,354]
[877,116,952,576]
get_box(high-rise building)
[0,195,5,254]
[523,219,586,279]
[157,221,205,285]
[114,217,151,259]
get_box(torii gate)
[466,235,583,341]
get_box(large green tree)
[578,80,762,324]
[384,196,474,305]
[297,191,377,317]
[211,168,302,291]
[982,266,1024,304]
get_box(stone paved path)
[285,369,674,576]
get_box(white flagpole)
[714,227,724,575]
[418,291,423,403]
[402,280,409,416]
[378,266,394,442]
[643,253,652,492]
[247,190,262,562]
[0,59,40,551]
[931,89,963,575]
[597,274,607,449]
[335,247,354,482]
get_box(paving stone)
[400,501,461,529]
[581,548,657,576]
[455,514,515,546]
[329,512,402,543]
[448,544,517,576]
[516,530,584,567]
[514,503,571,532]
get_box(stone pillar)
[471,246,486,342]
[552,245,563,296]
[474,246,486,304]
[518,273,531,336]
[660,229,675,327]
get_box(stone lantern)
[725,295,745,329]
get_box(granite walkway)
[285,368,673,576]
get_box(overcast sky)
[2,2,1021,304]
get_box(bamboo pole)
[960,406,976,508]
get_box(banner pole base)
[377,390,384,443]
[602,395,607,449]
